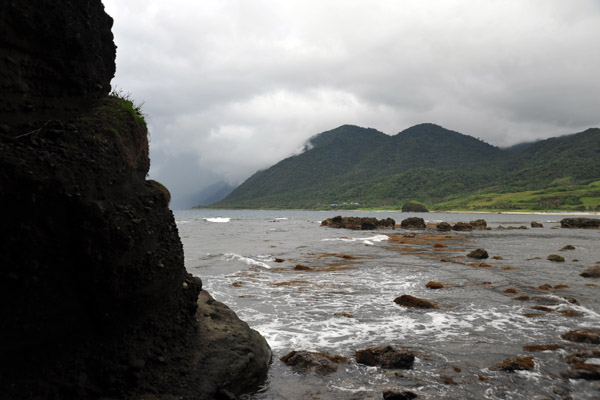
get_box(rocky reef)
[0,1,270,399]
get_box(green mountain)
[213,124,600,211]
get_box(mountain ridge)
[212,123,600,211]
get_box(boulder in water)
[400,217,426,229]
[562,329,600,344]
[580,266,600,278]
[531,221,544,228]
[355,346,415,369]
[394,294,438,309]
[560,218,600,229]
[452,222,473,231]
[435,222,452,231]
[492,356,535,372]
[280,350,347,375]
[467,248,489,259]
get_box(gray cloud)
[103,0,600,207]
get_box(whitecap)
[322,234,389,245]
[203,217,231,223]
[175,220,190,224]
[223,253,271,269]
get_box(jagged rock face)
[0,0,115,135]
[0,99,201,398]
[0,1,271,398]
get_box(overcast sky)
[103,0,600,208]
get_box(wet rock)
[562,364,600,380]
[294,264,313,271]
[562,329,600,344]
[355,346,415,369]
[452,222,473,231]
[435,222,452,231]
[425,281,444,289]
[469,219,487,230]
[400,217,426,229]
[383,390,418,400]
[560,218,600,229]
[321,216,395,230]
[531,221,544,228]
[401,201,429,213]
[280,350,347,375]
[274,258,285,263]
[394,294,438,309]
[467,248,489,259]
[492,356,535,372]
[560,245,575,251]
[504,288,519,294]
[580,266,600,278]
[523,344,561,352]
[547,254,565,262]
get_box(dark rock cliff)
[0,1,270,399]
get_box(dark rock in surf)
[452,222,473,231]
[563,364,600,380]
[400,217,426,229]
[469,219,487,230]
[425,281,444,289]
[560,218,600,229]
[467,248,489,259]
[492,356,535,372]
[355,346,415,369]
[280,350,347,375]
[435,222,452,231]
[561,329,600,344]
[531,221,544,228]
[580,266,600,278]
[547,254,565,262]
[394,294,439,309]
[321,216,395,230]
[383,390,418,400]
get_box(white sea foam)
[175,220,190,224]
[322,234,389,245]
[203,217,231,223]
[275,217,288,220]
[223,253,271,269]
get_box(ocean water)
[175,209,600,399]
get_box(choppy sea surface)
[175,209,600,399]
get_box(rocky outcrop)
[560,218,600,229]
[0,0,116,136]
[321,215,395,230]
[401,201,429,212]
[0,1,270,399]
[400,217,426,229]
[547,254,565,262]
[355,346,415,369]
[562,329,600,344]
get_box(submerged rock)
[467,248,489,259]
[560,244,575,251]
[280,350,346,375]
[383,390,418,400]
[400,217,427,229]
[425,281,444,289]
[492,356,535,372]
[547,254,565,262]
[355,346,415,369]
[562,329,600,344]
[394,294,439,309]
[560,218,600,229]
[563,364,600,380]
[321,216,395,230]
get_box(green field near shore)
[430,180,600,212]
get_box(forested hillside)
[213,124,600,211]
